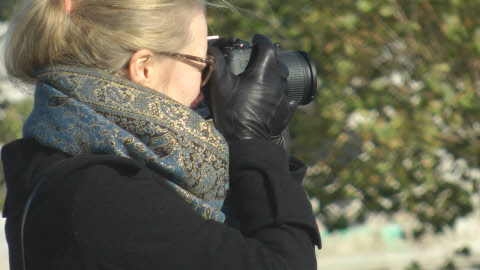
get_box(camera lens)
[277,51,317,105]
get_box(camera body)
[215,37,318,106]
[195,37,318,119]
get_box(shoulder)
[46,151,181,213]
[2,138,180,219]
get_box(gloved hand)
[203,34,297,150]
[270,42,298,154]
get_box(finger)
[252,34,275,48]
[247,34,277,71]
[280,99,298,130]
[283,80,290,98]
[280,127,291,156]
[288,100,298,116]
[274,43,285,51]
[277,60,289,80]
[207,46,232,85]
[202,46,237,104]
[208,46,226,69]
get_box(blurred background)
[1,0,480,269]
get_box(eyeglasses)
[158,52,216,87]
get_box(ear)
[125,49,156,86]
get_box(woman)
[1,0,320,269]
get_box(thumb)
[246,34,277,72]
[283,100,298,127]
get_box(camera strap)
[20,159,69,270]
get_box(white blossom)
[390,71,404,87]
[346,110,379,130]
[383,105,397,118]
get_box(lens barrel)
[223,46,318,105]
[217,37,318,105]
[277,51,317,105]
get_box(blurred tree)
[207,0,480,236]
[0,0,29,202]
[0,91,32,208]
[0,0,17,21]
[0,98,32,144]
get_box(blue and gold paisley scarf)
[23,65,229,222]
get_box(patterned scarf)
[23,65,229,222]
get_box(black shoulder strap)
[20,159,68,270]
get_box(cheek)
[186,73,202,101]
[174,71,202,107]
[186,68,202,91]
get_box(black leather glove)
[271,42,298,154]
[204,34,297,147]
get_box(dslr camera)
[215,37,317,105]
[196,37,318,118]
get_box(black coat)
[2,138,320,269]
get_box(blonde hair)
[4,0,206,83]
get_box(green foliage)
[405,261,421,270]
[455,246,471,257]
[441,260,457,270]
[208,0,480,235]
[0,99,32,143]
[0,92,33,196]
[0,0,17,21]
